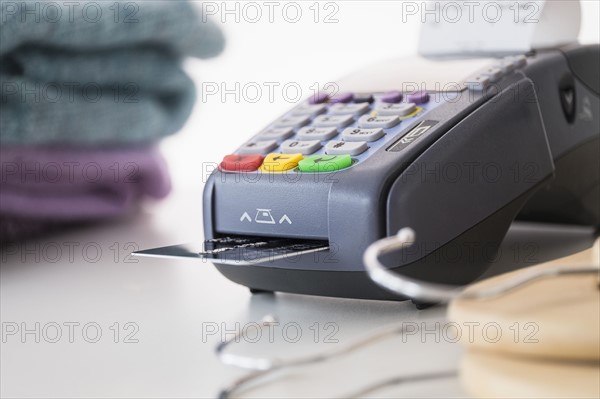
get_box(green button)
[297,154,352,172]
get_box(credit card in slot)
[132,235,329,265]
[200,236,329,265]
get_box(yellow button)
[260,153,303,172]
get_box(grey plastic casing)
[202,47,600,300]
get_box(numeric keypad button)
[297,127,338,141]
[375,103,416,116]
[325,140,368,156]
[291,103,327,117]
[357,114,400,129]
[273,115,311,129]
[312,114,355,128]
[258,127,294,140]
[329,102,370,116]
[280,139,322,155]
[238,140,278,155]
[341,128,384,142]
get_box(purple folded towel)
[1,146,171,240]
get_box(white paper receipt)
[416,1,581,57]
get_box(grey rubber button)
[357,114,400,129]
[325,140,368,155]
[341,128,384,142]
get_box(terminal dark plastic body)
[203,46,600,300]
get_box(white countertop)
[1,184,468,398]
[3,182,597,398]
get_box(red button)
[219,154,264,172]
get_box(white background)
[1,1,599,398]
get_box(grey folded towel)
[0,0,225,146]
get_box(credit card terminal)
[138,45,599,301]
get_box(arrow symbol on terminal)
[313,156,336,164]
[279,215,292,225]
[240,212,252,222]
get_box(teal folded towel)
[0,1,225,146]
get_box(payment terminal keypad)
[220,90,440,173]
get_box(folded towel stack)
[0,1,224,241]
